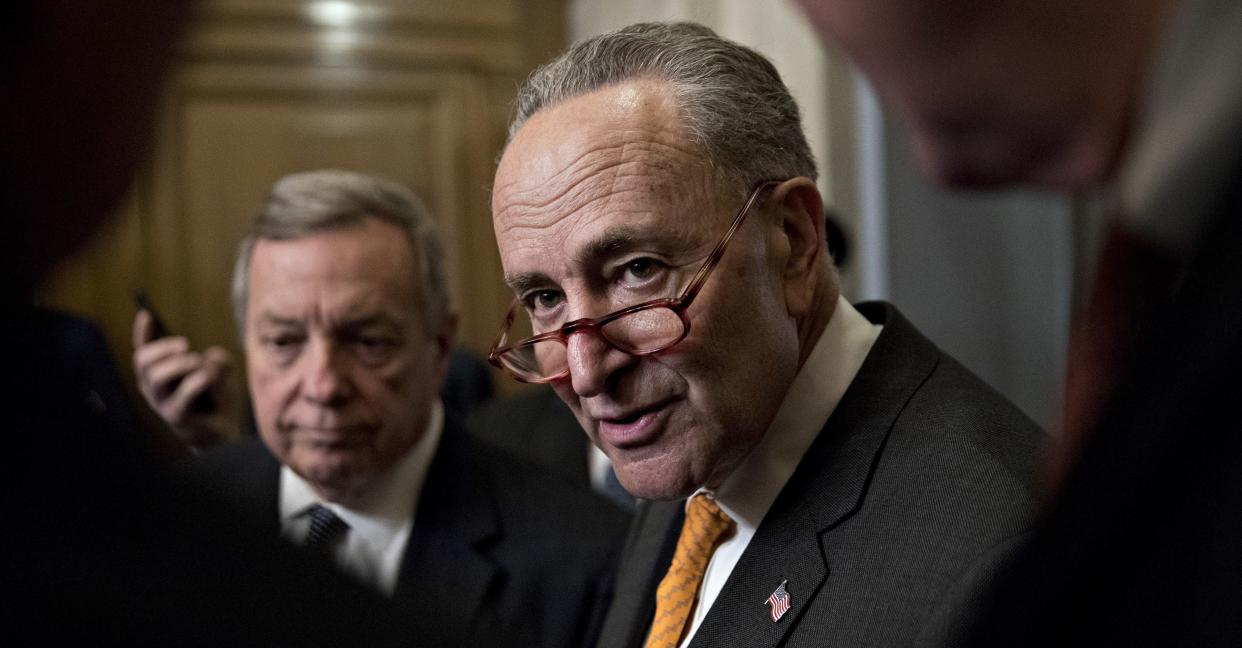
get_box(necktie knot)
[644,494,736,648]
[304,503,349,553]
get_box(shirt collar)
[705,296,881,532]
[279,400,444,551]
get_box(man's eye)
[524,290,564,312]
[261,334,304,364]
[352,336,399,363]
[268,335,303,348]
[620,257,663,285]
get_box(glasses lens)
[601,305,685,353]
[496,307,568,380]
[497,338,567,381]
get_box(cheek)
[675,284,796,427]
[247,362,293,423]
[366,356,438,437]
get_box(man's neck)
[310,476,381,510]
[796,277,840,368]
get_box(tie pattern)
[644,494,735,648]
[304,503,349,553]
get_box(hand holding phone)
[132,289,232,447]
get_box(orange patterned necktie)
[644,494,736,648]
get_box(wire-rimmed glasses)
[488,180,781,383]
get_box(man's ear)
[771,177,827,317]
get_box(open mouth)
[608,411,645,425]
[597,401,673,449]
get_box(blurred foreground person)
[5,2,447,645]
[798,0,1242,644]
[489,22,1045,647]
[134,170,628,648]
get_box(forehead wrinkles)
[495,138,711,237]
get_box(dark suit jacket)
[470,386,591,487]
[470,388,636,510]
[191,419,630,648]
[961,158,1242,645]
[9,310,438,646]
[599,302,1046,647]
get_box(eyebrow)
[503,224,699,295]
[255,314,303,329]
[254,312,402,331]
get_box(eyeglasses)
[488,180,781,383]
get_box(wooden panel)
[37,0,567,425]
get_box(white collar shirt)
[279,400,444,596]
[679,296,882,646]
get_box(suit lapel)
[598,499,684,648]
[226,438,283,537]
[691,303,940,647]
[394,420,502,633]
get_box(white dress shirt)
[679,297,882,646]
[279,400,444,595]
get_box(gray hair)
[231,170,451,337]
[508,22,817,193]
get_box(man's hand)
[132,309,234,450]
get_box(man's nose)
[565,327,638,398]
[302,340,354,406]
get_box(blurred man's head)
[795,0,1171,188]
[6,0,187,298]
[491,23,836,499]
[233,170,455,505]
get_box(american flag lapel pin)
[765,579,791,622]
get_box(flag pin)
[765,579,791,622]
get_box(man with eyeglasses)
[489,22,1046,648]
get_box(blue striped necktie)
[304,504,349,553]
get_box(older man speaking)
[489,22,1044,648]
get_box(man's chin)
[296,456,370,503]
[613,458,700,501]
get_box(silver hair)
[508,21,817,193]
[231,170,451,337]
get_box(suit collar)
[796,301,941,532]
[688,301,941,647]
[596,499,684,648]
[221,438,283,537]
[715,296,881,536]
[393,417,502,626]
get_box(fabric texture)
[598,301,1046,648]
[185,417,631,648]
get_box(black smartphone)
[133,288,217,413]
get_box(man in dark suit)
[795,0,1242,644]
[135,170,628,648]
[7,2,462,645]
[487,22,1045,647]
